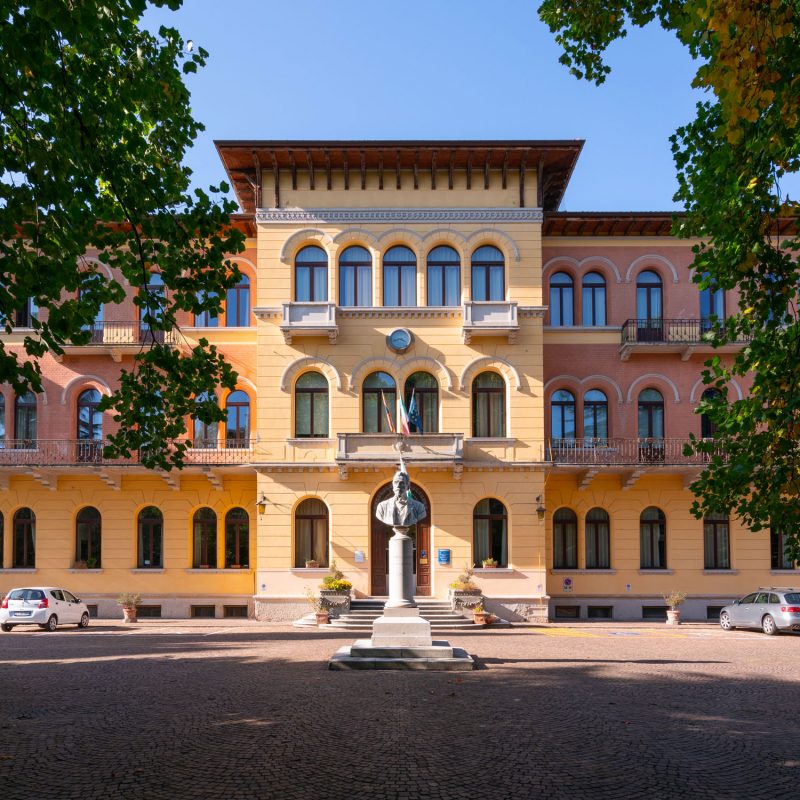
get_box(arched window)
[636,270,663,340]
[582,272,606,326]
[583,389,608,443]
[704,512,730,570]
[77,388,103,462]
[225,390,250,447]
[226,274,251,327]
[700,388,720,439]
[551,390,576,441]
[404,372,438,434]
[14,392,36,445]
[473,498,507,568]
[363,372,396,433]
[700,274,725,331]
[638,388,665,461]
[138,506,163,568]
[383,246,417,307]
[472,372,505,437]
[339,246,372,307]
[295,498,329,568]
[295,246,328,302]
[193,508,217,569]
[139,272,164,343]
[640,507,666,569]
[194,290,219,327]
[638,389,664,439]
[225,508,249,568]
[549,272,574,326]
[553,508,578,569]
[427,246,460,306]
[76,506,101,568]
[471,246,504,301]
[13,508,35,568]
[295,372,329,438]
[193,392,219,449]
[585,508,610,569]
[770,526,795,569]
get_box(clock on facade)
[387,327,413,353]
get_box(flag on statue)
[398,393,412,437]
[407,389,423,434]
[380,390,395,433]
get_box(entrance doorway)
[370,482,431,596]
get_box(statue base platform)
[328,639,474,671]
[370,606,432,648]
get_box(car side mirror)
[732,599,739,605]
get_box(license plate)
[12,611,31,617]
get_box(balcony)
[280,302,338,344]
[0,439,255,467]
[60,322,179,361]
[620,319,752,361]
[335,433,463,479]
[462,301,519,344]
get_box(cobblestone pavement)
[1,620,798,800]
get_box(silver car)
[720,587,800,635]
[0,587,90,632]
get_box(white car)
[0,587,90,632]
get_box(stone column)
[385,525,416,609]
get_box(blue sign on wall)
[437,548,451,566]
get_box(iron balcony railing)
[548,437,720,465]
[621,318,753,346]
[65,322,179,346]
[0,439,255,466]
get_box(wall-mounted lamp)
[535,495,546,521]
[256,493,269,514]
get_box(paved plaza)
[1,620,798,799]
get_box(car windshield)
[784,593,800,604]
[8,589,44,601]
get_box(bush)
[117,592,141,608]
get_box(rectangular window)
[704,517,730,569]
[641,606,667,620]
[587,606,613,619]
[770,528,796,569]
[191,605,216,619]
[86,605,99,618]
[340,266,372,306]
[223,605,248,619]
[136,605,162,618]
[554,605,580,619]
[706,606,723,620]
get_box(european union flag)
[408,390,423,434]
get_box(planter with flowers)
[448,564,483,613]
[481,557,498,569]
[319,561,352,614]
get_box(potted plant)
[473,603,490,625]
[305,587,330,626]
[304,559,320,569]
[663,591,687,625]
[481,557,498,569]
[117,592,141,624]
[449,564,483,611]
[319,561,352,614]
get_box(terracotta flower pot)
[473,611,490,625]
[315,612,330,626]
[666,609,681,625]
[122,606,138,624]
[482,564,497,569]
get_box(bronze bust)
[375,469,427,528]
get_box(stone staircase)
[329,598,475,632]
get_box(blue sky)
[146,1,705,212]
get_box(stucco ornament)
[375,469,427,527]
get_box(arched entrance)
[370,482,431,596]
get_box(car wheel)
[1,623,13,632]
[45,615,58,632]
[762,614,779,636]
[719,611,734,631]
[78,613,89,629]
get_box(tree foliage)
[538,1,800,557]
[0,0,244,469]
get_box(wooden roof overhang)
[543,212,679,237]
[215,139,584,214]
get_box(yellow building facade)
[0,141,792,622]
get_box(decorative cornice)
[519,306,547,318]
[339,308,461,320]
[256,207,544,224]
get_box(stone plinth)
[370,606,432,648]
[329,640,474,671]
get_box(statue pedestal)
[371,606,432,648]
[384,525,416,609]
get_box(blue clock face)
[388,328,412,353]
